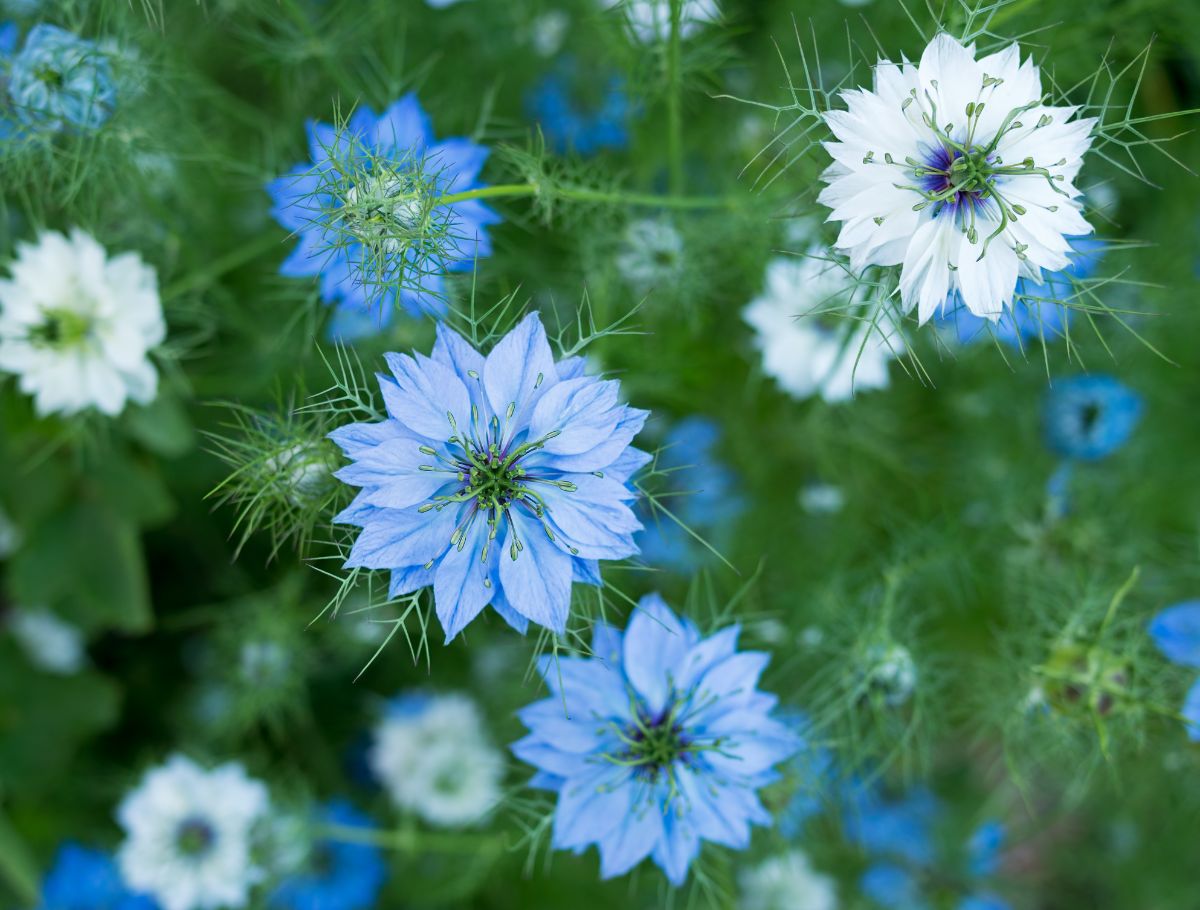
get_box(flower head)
[267,94,499,337]
[116,755,271,910]
[512,593,801,885]
[0,228,164,417]
[368,691,503,827]
[330,312,649,640]
[1148,601,1200,740]
[37,843,156,910]
[7,24,115,131]
[738,850,838,910]
[615,217,685,290]
[269,801,386,910]
[819,34,1096,324]
[1042,375,1141,461]
[605,0,720,43]
[527,62,635,156]
[743,252,903,402]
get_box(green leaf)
[0,812,39,908]
[122,393,195,458]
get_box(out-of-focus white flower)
[744,251,902,402]
[800,482,846,515]
[369,692,503,827]
[862,643,917,706]
[117,755,270,910]
[605,0,720,43]
[0,229,164,417]
[530,10,569,57]
[739,850,838,910]
[8,607,85,674]
[616,217,684,290]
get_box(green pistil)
[29,308,93,348]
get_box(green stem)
[435,182,737,210]
[321,823,505,856]
[0,812,39,908]
[666,0,685,195]
[163,231,287,300]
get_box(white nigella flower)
[0,229,165,417]
[615,217,685,291]
[739,850,838,910]
[743,251,903,402]
[799,482,845,514]
[818,34,1096,323]
[117,754,271,910]
[604,0,719,43]
[369,692,503,828]
[7,607,85,674]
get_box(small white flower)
[739,850,838,910]
[616,217,685,290]
[530,11,569,57]
[7,607,85,674]
[743,252,902,402]
[0,229,165,417]
[117,754,270,910]
[818,34,1095,323]
[799,482,845,515]
[369,692,503,828]
[605,0,720,43]
[862,643,917,706]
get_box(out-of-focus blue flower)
[0,20,18,55]
[1148,601,1200,740]
[269,801,386,910]
[512,593,801,885]
[939,237,1104,347]
[6,24,116,131]
[330,313,649,641]
[636,416,743,571]
[266,93,500,337]
[778,712,837,840]
[527,61,636,155]
[1042,375,1142,462]
[39,843,157,910]
[847,786,1011,910]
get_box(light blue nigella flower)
[1042,375,1142,462]
[269,801,387,910]
[38,843,157,910]
[526,61,635,156]
[6,24,116,131]
[511,593,802,885]
[266,93,500,339]
[847,787,1011,910]
[939,237,1104,347]
[1148,601,1200,740]
[330,312,649,640]
[637,416,743,572]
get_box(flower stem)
[321,822,506,856]
[435,182,739,210]
[666,0,685,195]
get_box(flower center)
[30,307,93,349]
[916,145,994,213]
[621,708,690,780]
[341,170,429,251]
[175,817,216,858]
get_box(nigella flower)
[6,24,116,131]
[368,691,504,827]
[819,34,1096,323]
[330,312,649,640]
[637,416,743,571]
[512,593,802,885]
[846,787,1012,910]
[1148,601,1200,740]
[0,229,165,417]
[743,251,903,402]
[738,850,838,910]
[117,754,271,910]
[267,93,499,338]
[527,61,635,156]
[36,843,157,910]
[1042,375,1141,462]
[939,236,1105,346]
[269,802,387,910]
[615,217,685,291]
[604,0,720,43]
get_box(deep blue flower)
[511,593,802,885]
[266,93,500,337]
[330,312,649,641]
[636,416,743,572]
[38,843,157,910]
[1042,375,1142,462]
[939,237,1104,347]
[526,62,635,156]
[269,801,387,910]
[847,787,1011,910]
[1148,601,1200,740]
[6,24,116,131]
